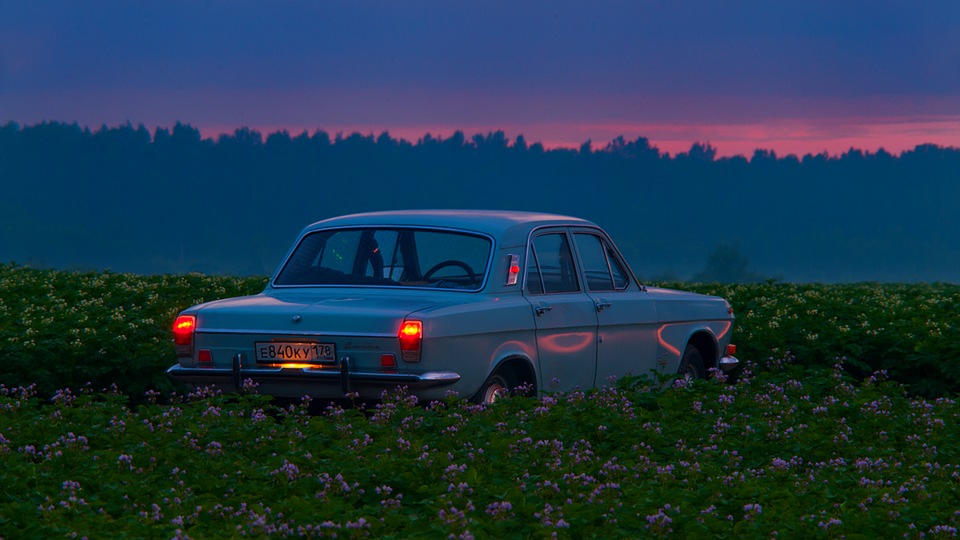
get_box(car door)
[524,230,598,392]
[571,230,660,386]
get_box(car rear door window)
[527,233,580,294]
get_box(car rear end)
[166,292,462,400]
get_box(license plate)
[254,342,336,364]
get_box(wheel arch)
[685,330,720,372]
[490,355,538,397]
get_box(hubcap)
[484,383,508,404]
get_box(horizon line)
[7,116,960,159]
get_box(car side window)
[527,233,580,294]
[574,233,629,291]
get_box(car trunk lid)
[193,292,449,335]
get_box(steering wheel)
[422,259,477,282]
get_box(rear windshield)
[274,227,493,290]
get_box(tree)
[690,244,760,283]
[678,142,717,162]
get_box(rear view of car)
[167,222,497,400]
[167,210,739,404]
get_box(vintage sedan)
[167,210,738,404]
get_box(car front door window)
[574,233,629,291]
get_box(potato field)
[1,264,958,538]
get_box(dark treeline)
[2,121,959,282]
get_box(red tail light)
[398,320,422,362]
[173,315,196,357]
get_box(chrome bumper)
[167,353,461,393]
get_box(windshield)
[273,227,493,290]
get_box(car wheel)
[475,372,511,405]
[678,344,706,381]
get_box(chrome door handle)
[535,304,553,316]
[595,301,612,312]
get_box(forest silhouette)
[2,121,958,282]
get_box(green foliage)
[2,266,960,536]
[0,263,267,399]
[2,264,959,399]
[1,362,958,538]
[666,281,960,397]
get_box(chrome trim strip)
[167,364,461,388]
[196,329,395,338]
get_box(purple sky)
[3,1,960,156]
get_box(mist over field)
[2,121,959,283]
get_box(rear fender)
[481,352,539,399]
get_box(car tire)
[475,371,512,405]
[678,344,706,381]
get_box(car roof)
[303,210,598,247]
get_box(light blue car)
[168,210,738,404]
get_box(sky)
[3,1,960,157]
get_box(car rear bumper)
[167,353,461,394]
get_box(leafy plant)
[2,265,959,399]
[672,281,960,396]
[1,359,958,538]
[0,263,266,399]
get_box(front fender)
[657,320,732,373]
